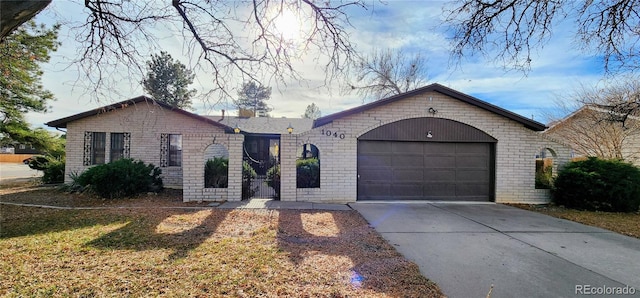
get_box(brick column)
[227,134,244,201]
[280,134,297,201]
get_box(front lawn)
[512,204,640,239]
[0,187,443,297]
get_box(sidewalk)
[215,198,352,211]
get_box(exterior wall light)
[233,124,241,134]
[287,123,294,134]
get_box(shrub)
[553,157,640,212]
[265,164,280,198]
[204,157,228,188]
[535,159,553,189]
[296,158,320,188]
[77,159,163,199]
[27,155,65,184]
[242,161,257,199]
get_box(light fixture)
[428,107,438,114]
[286,123,294,134]
[426,130,433,138]
[233,123,240,134]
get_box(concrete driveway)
[351,202,640,298]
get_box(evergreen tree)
[142,51,196,110]
[302,103,321,119]
[0,21,59,149]
[235,81,272,117]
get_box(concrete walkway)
[216,198,352,211]
[350,202,640,298]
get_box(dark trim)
[358,117,498,142]
[46,96,234,132]
[314,83,547,131]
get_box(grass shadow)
[276,209,442,296]
[85,208,230,261]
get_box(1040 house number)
[321,129,345,139]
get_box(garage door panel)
[423,143,456,154]
[424,170,456,181]
[423,183,456,196]
[358,140,493,201]
[456,143,489,154]
[457,156,489,168]
[392,142,424,153]
[394,169,424,181]
[359,141,392,153]
[456,183,490,196]
[424,156,457,168]
[359,169,392,181]
[358,155,393,167]
[392,183,423,196]
[457,170,490,182]
[393,155,424,167]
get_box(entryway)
[242,135,280,199]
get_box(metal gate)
[242,136,280,199]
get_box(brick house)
[47,83,572,203]
[543,105,640,166]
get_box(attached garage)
[357,118,496,201]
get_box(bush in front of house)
[27,155,65,184]
[242,161,257,199]
[296,158,319,188]
[535,159,553,189]
[266,164,280,198]
[204,157,228,188]
[77,159,163,199]
[553,157,640,212]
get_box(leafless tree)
[347,49,428,101]
[546,77,640,163]
[444,0,640,74]
[1,0,366,103]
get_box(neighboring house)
[47,83,572,204]
[544,105,640,166]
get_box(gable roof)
[314,83,547,131]
[204,116,314,135]
[46,96,233,131]
[545,104,640,132]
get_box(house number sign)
[321,129,345,139]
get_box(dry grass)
[512,204,640,239]
[0,186,443,297]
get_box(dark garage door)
[357,141,493,201]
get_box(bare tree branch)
[346,49,429,101]
[444,0,639,73]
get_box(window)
[169,134,182,166]
[110,133,131,162]
[92,132,106,165]
[296,144,320,188]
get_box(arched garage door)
[357,118,496,201]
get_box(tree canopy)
[347,49,428,101]
[302,103,321,119]
[0,1,366,103]
[142,51,196,110]
[0,20,60,150]
[235,81,272,117]
[444,0,640,73]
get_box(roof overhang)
[314,83,547,131]
[46,96,234,132]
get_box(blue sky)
[28,0,611,130]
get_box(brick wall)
[64,102,236,202]
[282,91,572,204]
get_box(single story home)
[47,83,572,203]
[543,104,640,166]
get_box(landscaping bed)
[512,204,640,239]
[0,186,443,297]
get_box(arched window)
[204,144,229,188]
[296,144,320,188]
[535,148,557,189]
